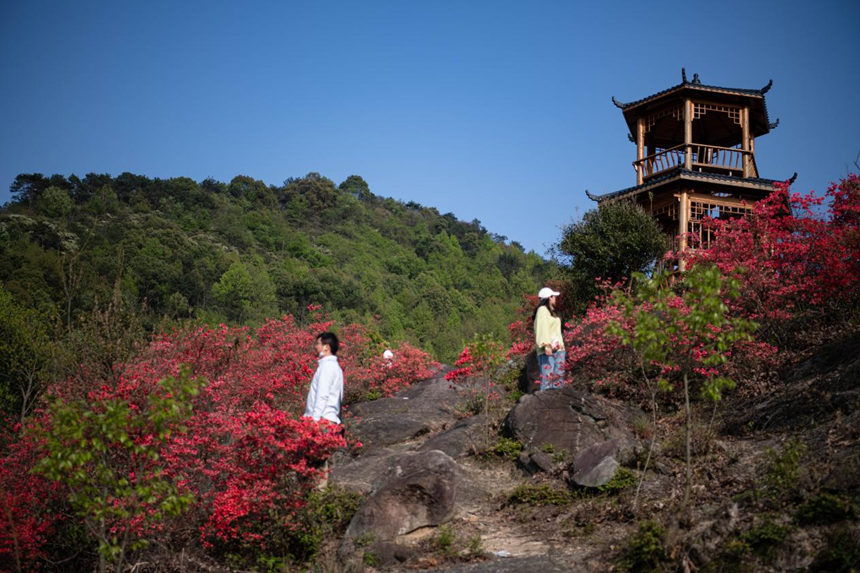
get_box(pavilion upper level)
[610,69,780,186]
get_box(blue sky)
[2,1,858,255]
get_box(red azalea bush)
[444,336,508,419]
[0,311,436,569]
[683,175,860,336]
[562,300,637,396]
[0,419,65,572]
[505,175,858,403]
[342,339,438,402]
[445,345,481,383]
[505,319,534,359]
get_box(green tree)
[211,259,277,324]
[339,175,371,200]
[609,265,756,509]
[0,285,55,420]
[34,186,73,219]
[557,200,668,314]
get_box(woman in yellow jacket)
[533,287,565,391]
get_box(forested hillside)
[0,172,551,361]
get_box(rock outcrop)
[340,450,457,550]
[504,385,642,486]
[332,373,645,568]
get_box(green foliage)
[618,520,667,572]
[740,518,790,560]
[433,524,457,557]
[35,186,73,219]
[597,467,637,494]
[32,366,203,571]
[507,484,574,506]
[796,492,856,525]
[0,284,55,419]
[761,438,806,500]
[557,200,668,314]
[1,171,550,363]
[428,524,483,561]
[809,525,860,573]
[210,258,278,325]
[609,264,757,506]
[610,265,755,402]
[289,486,362,562]
[492,436,523,460]
[362,549,381,567]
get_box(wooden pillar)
[636,117,645,185]
[742,106,750,178]
[678,191,689,270]
[683,100,692,170]
[750,136,757,177]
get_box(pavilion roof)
[585,168,794,203]
[611,69,777,142]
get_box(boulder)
[518,450,558,475]
[347,375,461,451]
[570,439,621,488]
[504,385,642,465]
[518,350,541,394]
[341,449,457,550]
[419,415,487,458]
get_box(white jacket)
[304,355,343,424]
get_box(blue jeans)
[538,349,565,391]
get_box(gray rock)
[504,385,642,460]
[526,450,558,474]
[571,439,620,487]
[519,350,541,394]
[420,415,487,458]
[342,450,457,551]
[346,375,460,451]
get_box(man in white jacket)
[304,332,344,425]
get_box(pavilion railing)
[634,144,758,182]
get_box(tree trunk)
[683,371,691,508]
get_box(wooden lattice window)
[688,199,751,248]
[693,103,741,125]
[645,104,684,132]
[651,201,678,219]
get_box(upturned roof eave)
[612,73,774,138]
[618,82,766,113]
[585,169,786,203]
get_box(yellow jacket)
[534,306,563,352]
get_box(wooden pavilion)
[586,69,793,262]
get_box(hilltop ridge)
[1,171,551,361]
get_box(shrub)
[264,486,360,565]
[0,420,64,572]
[796,492,856,525]
[619,520,667,572]
[493,436,523,460]
[433,524,457,558]
[685,175,860,342]
[741,518,790,560]
[1,311,435,567]
[556,200,669,315]
[761,438,806,500]
[597,467,637,495]
[32,367,200,572]
[507,484,574,506]
[563,300,638,396]
[809,525,860,573]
